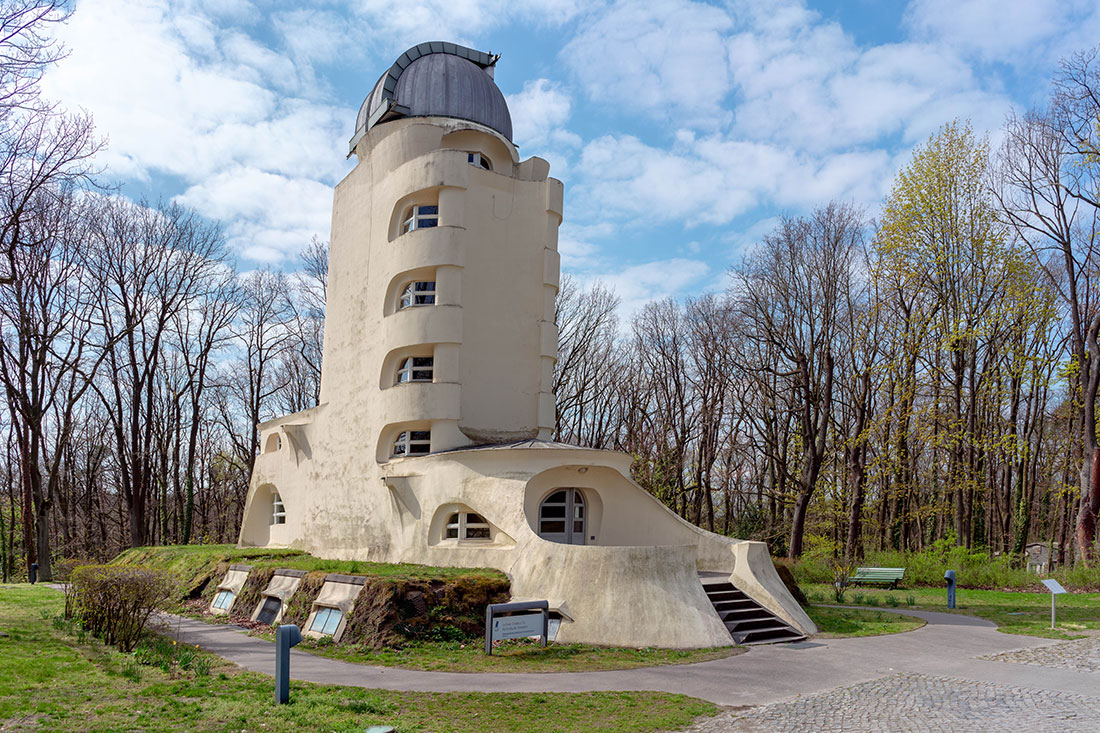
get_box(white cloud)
[507,78,572,148]
[174,167,333,263]
[348,0,589,55]
[581,258,711,323]
[562,0,734,127]
[904,0,1100,64]
[40,0,353,263]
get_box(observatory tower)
[239,42,813,648]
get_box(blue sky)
[42,0,1100,317]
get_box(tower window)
[399,280,436,309]
[272,492,286,525]
[392,430,431,457]
[396,357,434,384]
[402,204,438,233]
[444,512,491,540]
[467,152,491,171]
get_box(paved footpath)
[159,607,1100,711]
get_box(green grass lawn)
[804,583,1100,640]
[0,585,717,732]
[280,635,742,673]
[806,605,925,638]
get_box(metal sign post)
[1041,579,1067,629]
[485,600,549,655]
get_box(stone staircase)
[702,580,806,645]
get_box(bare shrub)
[69,564,176,651]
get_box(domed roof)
[351,42,512,153]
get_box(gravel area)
[982,636,1100,673]
[680,673,1100,732]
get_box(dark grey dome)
[351,42,512,153]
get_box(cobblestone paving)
[680,673,1100,732]
[982,636,1100,673]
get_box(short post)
[944,569,956,609]
[275,624,303,704]
[29,563,37,585]
[1041,579,1067,630]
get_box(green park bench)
[849,567,906,589]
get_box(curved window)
[402,204,438,233]
[444,512,491,540]
[467,152,491,170]
[264,433,281,453]
[396,357,433,384]
[310,606,343,636]
[392,430,431,457]
[538,489,586,545]
[272,492,286,525]
[399,280,436,309]
[212,590,235,610]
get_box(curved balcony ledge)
[382,303,462,352]
[378,381,461,423]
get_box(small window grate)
[310,606,343,636]
[212,590,235,610]
[256,596,282,625]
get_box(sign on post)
[1041,579,1067,630]
[485,600,549,655]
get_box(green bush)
[68,565,176,652]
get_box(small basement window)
[396,356,433,384]
[402,204,438,233]
[444,512,491,540]
[399,280,436,309]
[212,590,235,610]
[392,430,431,457]
[256,596,282,625]
[310,606,343,636]
[272,492,286,525]
[467,152,491,170]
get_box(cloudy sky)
[41,0,1100,316]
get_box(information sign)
[1041,579,1067,594]
[492,612,545,641]
[484,600,549,655]
[1042,578,1069,629]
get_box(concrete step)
[701,579,805,647]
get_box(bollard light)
[275,624,303,704]
[944,569,956,609]
[29,563,37,585]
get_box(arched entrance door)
[538,488,586,545]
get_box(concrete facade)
[238,42,814,647]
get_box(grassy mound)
[112,544,510,647]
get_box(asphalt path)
[154,606,1093,707]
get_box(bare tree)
[732,202,862,558]
[90,198,229,548]
[995,48,1100,563]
